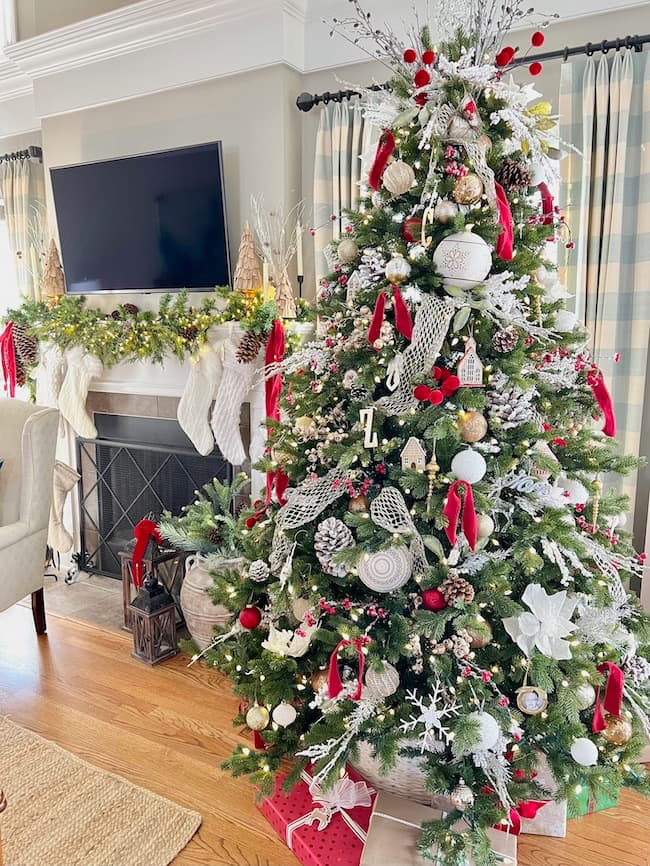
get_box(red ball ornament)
[531,31,545,47]
[414,69,431,88]
[422,50,436,65]
[422,589,447,611]
[415,93,427,106]
[403,48,417,63]
[495,46,515,67]
[429,389,444,405]
[529,62,543,76]
[239,605,262,630]
[402,216,423,243]
[414,384,431,402]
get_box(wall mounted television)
[50,142,230,293]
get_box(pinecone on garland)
[12,324,38,364]
[623,654,650,686]
[492,326,519,353]
[248,560,270,583]
[236,330,265,364]
[206,526,223,547]
[495,159,532,192]
[440,571,475,604]
[314,517,354,577]
[14,355,27,388]
[122,303,139,316]
[179,324,199,342]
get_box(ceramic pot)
[180,553,240,650]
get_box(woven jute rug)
[0,717,201,866]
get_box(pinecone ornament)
[206,526,222,546]
[122,303,139,316]
[12,324,38,365]
[488,375,537,430]
[495,159,532,192]
[314,517,354,577]
[349,383,372,404]
[623,654,650,686]
[236,330,265,364]
[15,355,27,387]
[179,324,199,342]
[492,326,519,353]
[440,571,475,604]
[432,631,471,659]
[248,560,270,583]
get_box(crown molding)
[0,61,31,99]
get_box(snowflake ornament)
[399,682,461,752]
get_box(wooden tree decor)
[42,238,65,303]
[233,222,262,295]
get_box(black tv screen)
[50,142,230,293]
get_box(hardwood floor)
[0,605,648,866]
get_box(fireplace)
[76,413,233,578]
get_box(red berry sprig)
[413,366,460,405]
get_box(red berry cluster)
[345,477,371,498]
[413,366,460,405]
[495,31,545,75]
[403,47,436,105]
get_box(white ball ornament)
[337,238,360,264]
[432,227,492,289]
[575,683,596,711]
[382,160,415,197]
[467,711,500,751]
[385,254,412,285]
[291,597,312,622]
[557,474,589,506]
[554,309,578,332]
[476,514,495,538]
[434,199,459,224]
[357,547,412,593]
[364,661,400,699]
[246,705,270,731]
[570,737,599,766]
[408,243,427,261]
[272,702,297,728]
[451,449,487,485]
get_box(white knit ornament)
[48,460,80,553]
[58,346,103,438]
[357,547,411,593]
[177,347,221,456]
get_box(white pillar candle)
[296,221,304,277]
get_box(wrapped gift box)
[519,753,567,838]
[257,765,376,866]
[573,777,619,817]
[360,791,517,866]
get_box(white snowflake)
[399,682,461,753]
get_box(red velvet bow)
[369,129,396,191]
[586,368,616,438]
[537,182,554,225]
[265,319,289,505]
[0,322,17,398]
[494,181,514,262]
[494,800,548,836]
[367,286,413,346]
[592,661,624,733]
[132,518,163,588]
[328,638,367,701]
[443,480,478,550]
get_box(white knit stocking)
[35,341,67,407]
[48,460,80,553]
[177,347,221,456]
[211,332,261,465]
[58,346,103,438]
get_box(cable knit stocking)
[58,345,103,438]
[211,327,262,465]
[35,341,67,407]
[48,460,80,553]
[177,346,221,456]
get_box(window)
[0,215,20,319]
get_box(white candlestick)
[296,221,304,277]
[262,261,271,301]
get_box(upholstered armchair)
[0,401,59,633]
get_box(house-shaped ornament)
[457,336,484,387]
[401,437,427,472]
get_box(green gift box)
[573,778,619,817]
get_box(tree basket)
[350,740,433,806]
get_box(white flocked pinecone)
[623,654,650,686]
[314,517,354,577]
[487,373,538,430]
[248,560,270,583]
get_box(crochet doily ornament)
[357,546,412,593]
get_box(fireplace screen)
[77,414,233,578]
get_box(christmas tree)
[203,3,650,862]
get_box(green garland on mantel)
[5,287,313,372]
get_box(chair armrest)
[0,521,31,550]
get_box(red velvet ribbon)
[328,638,366,701]
[586,368,616,438]
[369,129,396,191]
[494,181,514,262]
[443,480,478,550]
[592,661,625,733]
[494,801,548,836]
[0,322,17,398]
[367,286,413,346]
[132,518,163,588]
[537,182,554,225]
[265,319,289,505]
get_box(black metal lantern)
[119,539,186,632]
[129,571,178,665]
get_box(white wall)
[16,0,136,40]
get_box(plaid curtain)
[313,101,376,287]
[0,157,46,301]
[559,50,650,518]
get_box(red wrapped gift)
[258,765,376,866]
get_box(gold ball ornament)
[245,705,270,731]
[382,160,415,197]
[348,494,369,513]
[600,713,633,746]
[466,621,492,649]
[295,416,316,435]
[458,411,488,443]
[452,173,484,205]
[451,779,475,811]
[311,669,329,692]
[385,254,412,285]
[338,238,360,264]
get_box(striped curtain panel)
[313,100,375,286]
[559,50,650,518]
[0,157,46,301]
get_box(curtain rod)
[296,32,649,112]
[0,145,43,164]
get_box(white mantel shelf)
[90,355,198,398]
